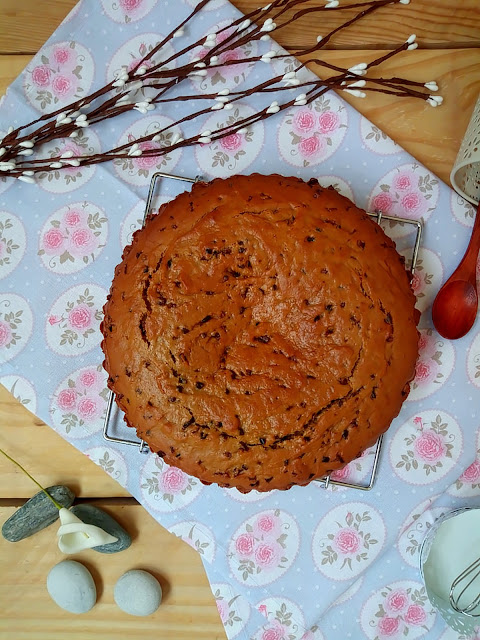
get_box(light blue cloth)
[0,1,479,638]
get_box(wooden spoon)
[432,200,480,340]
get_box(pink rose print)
[134,141,162,170]
[78,370,98,389]
[193,24,255,86]
[216,599,229,623]
[120,0,142,10]
[410,272,422,295]
[314,507,382,578]
[364,582,435,640]
[372,192,393,213]
[258,604,268,618]
[334,527,361,555]
[330,464,351,482]
[43,228,65,254]
[378,616,401,637]
[26,42,93,114]
[219,133,243,153]
[414,360,437,385]
[460,459,480,483]
[31,65,51,87]
[195,44,244,81]
[400,191,426,217]
[39,204,107,273]
[57,388,77,411]
[279,95,346,169]
[161,467,188,494]
[215,46,247,78]
[413,416,423,429]
[417,333,428,352]
[221,48,242,63]
[77,396,100,420]
[0,241,4,259]
[385,589,409,614]
[299,135,322,158]
[51,74,74,98]
[262,630,282,640]
[318,110,340,134]
[69,228,97,257]
[393,172,414,192]
[369,166,439,236]
[253,514,280,538]
[55,142,84,175]
[48,315,62,326]
[50,368,109,437]
[53,46,73,66]
[404,604,426,625]
[68,304,92,330]
[292,109,316,135]
[262,621,287,640]
[64,210,82,226]
[127,57,153,74]
[414,430,445,463]
[0,320,12,348]
[254,541,282,568]
[235,533,255,557]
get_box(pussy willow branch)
[3,0,400,149]
[10,56,430,176]
[0,0,441,183]
[1,0,419,148]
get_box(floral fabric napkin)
[0,1,479,639]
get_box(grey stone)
[70,504,131,553]
[2,485,75,542]
[47,560,96,614]
[114,570,162,616]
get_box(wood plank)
[0,385,132,498]
[0,54,31,95]
[0,0,478,54]
[0,503,227,640]
[1,48,478,186]
[0,0,78,54]
[233,0,480,49]
[305,47,480,186]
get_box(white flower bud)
[17,175,35,184]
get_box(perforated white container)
[451,94,480,205]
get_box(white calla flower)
[57,508,118,554]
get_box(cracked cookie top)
[101,174,419,492]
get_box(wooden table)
[0,1,479,638]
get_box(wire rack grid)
[103,171,423,492]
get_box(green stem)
[0,448,63,510]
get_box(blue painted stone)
[2,485,75,542]
[70,504,131,553]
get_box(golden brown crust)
[101,174,419,492]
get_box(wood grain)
[233,0,480,49]
[0,503,227,640]
[0,0,479,53]
[0,385,131,498]
[305,48,480,186]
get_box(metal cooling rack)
[103,172,423,492]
